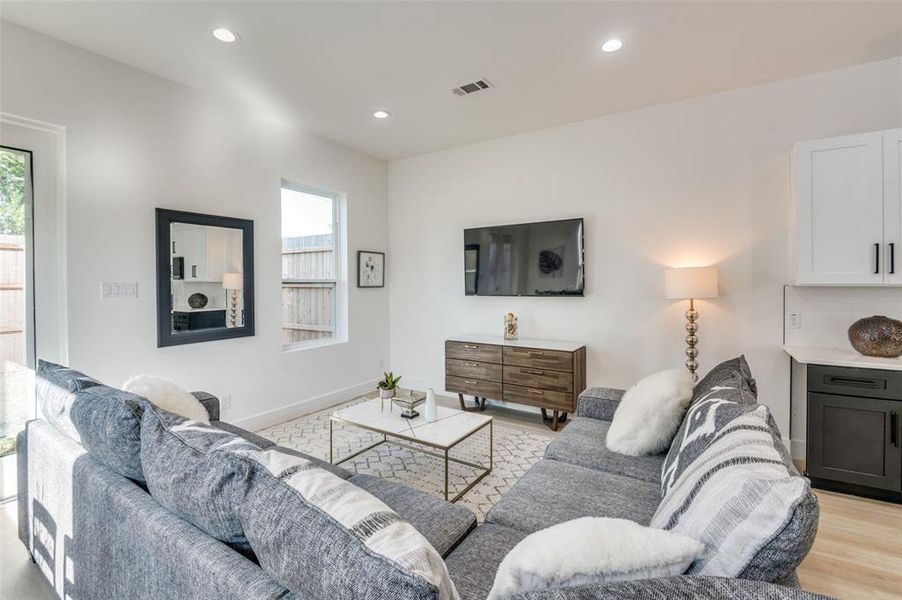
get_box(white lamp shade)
[222,272,243,290]
[665,267,718,299]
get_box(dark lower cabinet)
[807,365,902,502]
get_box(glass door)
[0,146,35,498]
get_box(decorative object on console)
[445,336,586,431]
[487,517,703,599]
[425,388,437,422]
[187,292,208,309]
[222,272,243,328]
[504,312,518,340]
[357,250,385,287]
[847,315,902,358]
[606,369,694,456]
[665,266,718,382]
[124,374,210,423]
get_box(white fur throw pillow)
[606,369,694,456]
[124,375,210,423]
[488,517,703,599]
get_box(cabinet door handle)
[525,369,545,376]
[891,243,896,275]
[892,411,899,448]
[192,265,197,278]
[528,351,545,356]
[464,362,479,367]
[875,243,880,274]
[528,389,544,395]
[464,344,479,349]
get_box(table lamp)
[222,272,243,328]
[665,266,718,381]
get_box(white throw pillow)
[487,517,703,600]
[124,375,210,423]
[605,369,694,456]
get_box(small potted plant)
[377,371,402,400]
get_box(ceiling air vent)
[452,79,493,96]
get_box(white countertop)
[783,344,902,371]
[448,334,585,352]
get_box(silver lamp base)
[685,298,699,382]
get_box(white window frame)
[280,180,348,351]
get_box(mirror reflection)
[169,222,244,334]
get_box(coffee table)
[329,397,493,502]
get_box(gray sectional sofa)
[17,359,830,599]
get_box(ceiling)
[3,1,902,160]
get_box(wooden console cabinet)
[445,335,586,430]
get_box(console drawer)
[503,366,573,393]
[446,358,502,382]
[503,346,572,372]
[503,384,573,411]
[445,375,502,399]
[446,341,503,364]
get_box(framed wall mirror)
[155,208,254,347]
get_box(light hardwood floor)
[2,398,900,600]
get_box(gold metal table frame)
[329,415,493,503]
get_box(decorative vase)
[848,315,902,358]
[425,388,436,422]
[504,312,518,340]
[379,388,395,400]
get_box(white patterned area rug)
[257,395,551,521]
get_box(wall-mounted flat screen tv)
[464,218,584,296]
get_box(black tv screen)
[464,218,584,296]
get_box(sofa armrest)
[577,387,626,421]
[192,391,220,421]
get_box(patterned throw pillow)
[650,406,812,578]
[660,385,757,495]
[691,355,757,404]
[230,445,460,600]
[140,405,259,556]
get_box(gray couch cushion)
[69,379,149,481]
[576,387,625,421]
[486,459,661,534]
[444,523,528,600]
[507,576,833,599]
[349,473,476,557]
[230,446,457,600]
[212,421,276,449]
[141,405,260,556]
[544,417,665,483]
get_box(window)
[281,182,345,349]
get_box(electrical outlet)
[788,313,802,330]
[220,393,232,410]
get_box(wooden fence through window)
[282,234,335,345]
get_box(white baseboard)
[231,380,375,431]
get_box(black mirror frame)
[155,208,255,347]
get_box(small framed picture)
[357,251,385,288]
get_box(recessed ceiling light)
[213,28,239,43]
[373,110,391,119]
[601,38,624,53]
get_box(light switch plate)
[101,281,138,298]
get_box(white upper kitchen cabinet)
[883,128,902,285]
[792,131,886,285]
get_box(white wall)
[1,22,390,427]
[389,57,902,446]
